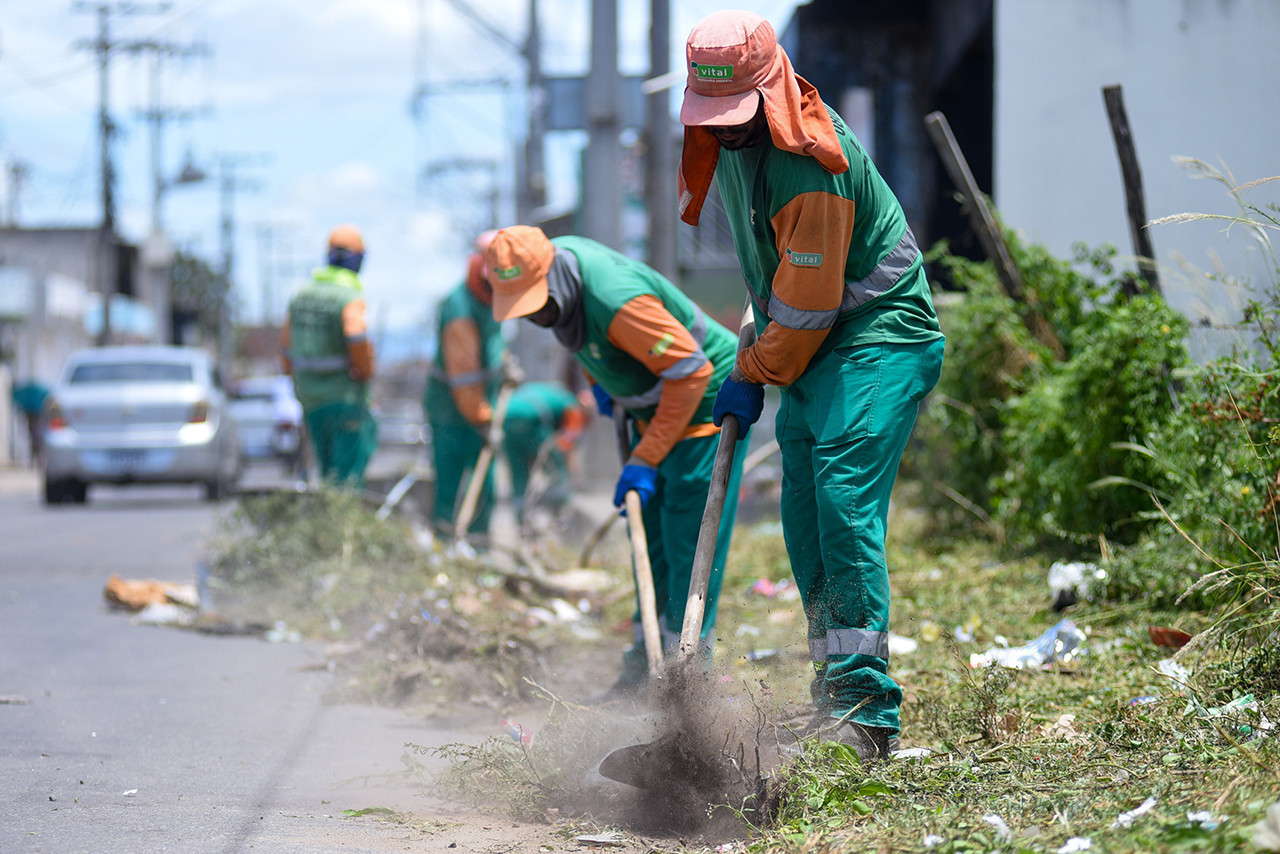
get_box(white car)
[41,346,243,504]
[228,375,305,469]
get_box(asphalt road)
[0,464,468,853]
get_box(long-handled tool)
[453,357,521,539]
[598,306,758,788]
[679,305,757,663]
[616,408,663,678]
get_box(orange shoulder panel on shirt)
[736,190,855,387]
[442,316,492,426]
[607,295,712,466]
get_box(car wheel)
[43,476,65,505]
[44,477,87,505]
[204,476,226,502]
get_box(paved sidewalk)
[0,465,38,497]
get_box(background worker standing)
[281,224,378,488]
[12,378,50,467]
[501,381,589,526]
[424,231,506,538]
[484,225,747,696]
[679,10,946,760]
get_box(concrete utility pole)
[583,0,621,249]
[412,0,545,226]
[131,39,208,234]
[73,1,173,345]
[216,156,265,378]
[644,0,676,281]
[4,160,30,227]
[521,0,546,221]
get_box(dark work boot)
[815,718,900,762]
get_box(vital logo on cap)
[785,248,823,268]
[691,61,734,80]
[494,265,523,281]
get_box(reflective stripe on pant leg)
[830,340,943,731]
[787,340,942,732]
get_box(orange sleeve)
[606,294,713,466]
[736,190,855,386]
[342,298,375,381]
[279,320,293,375]
[442,316,492,427]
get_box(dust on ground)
[194,485,800,851]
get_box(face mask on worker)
[328,247,364,273]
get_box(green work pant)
[619,429,747,683]
[503,418,569,515]
[304,402,378,489]
[429,419,492,536]
[777,338,944,734]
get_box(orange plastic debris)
[103,574,190,611]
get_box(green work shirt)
[424,281,505,425]
[554,235,736,426]
[287,266,370,411]
[714,105,943,356]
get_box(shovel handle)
[676,413,740,660]
[625,489,664,677]
[677,301,756,662]
[453,379,516,538]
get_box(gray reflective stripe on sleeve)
[446,369,490,388]
[755,226,921,325]
[615,380,664,409]
[660,351,709,381]
[656,306,710,380]
[429,364,497,384]
[688,306,708,345]
[840,226,920,312]
[347,332,368,343]
[826,627,890,660]
[289,355,348,371]
[766,292,841,331]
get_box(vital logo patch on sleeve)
[785,248,823,268]
[649,332,675,357]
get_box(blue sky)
[1,0,802,342]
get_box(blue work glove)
[590,383,614,417]
[613,462,657,511]
[712,376,764,433]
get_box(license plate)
[108,449,147,472]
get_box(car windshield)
[69,362,194,384]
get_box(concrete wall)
[994,0,1280,360]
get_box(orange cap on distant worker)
[466,230,500,305]
[328,223,365,253]
[485,226,556,322]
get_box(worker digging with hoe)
[678,10,945,762]
[424,231,508,540]
[483,225,747,699]
[281,224,378,488]
[501,380,590,527]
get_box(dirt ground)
[200,484,793,853]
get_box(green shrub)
[917,234,1190,549]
